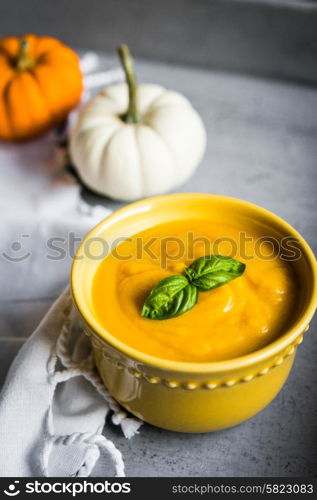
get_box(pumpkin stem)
[16,38,35,71]
[117,44,140,124]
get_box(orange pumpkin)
[0,34,83,141]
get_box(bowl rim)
[71,193,317,374]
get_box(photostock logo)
[1,480,131,496]
[4,481,20,496]
[2,235,31,262]
[1,231,302,265]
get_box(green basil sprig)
[185,255,246,291]
[141,275,198,320]
[141,255,245,320]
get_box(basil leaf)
[141,275,198,320]
[185,254,245,291]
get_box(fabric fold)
[0,288,141,477]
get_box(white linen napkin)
[0,287,142,477]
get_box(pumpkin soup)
[92,219,297,362]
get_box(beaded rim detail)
[86,328,306,391]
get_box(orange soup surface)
[92,220,297,362]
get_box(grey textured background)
[0,0,317,84]
[0,0,316,478]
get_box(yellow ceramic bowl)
[71,194,317,432]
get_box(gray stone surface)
[1,0,317,84]
[0,54,317,476]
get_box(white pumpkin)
[70,46,206,201]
